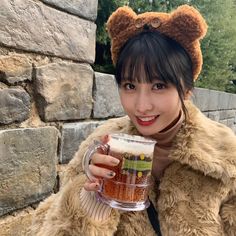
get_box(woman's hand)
[83,136,120,192]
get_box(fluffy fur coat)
[30,101,236,236]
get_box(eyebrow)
[120,78,168,85]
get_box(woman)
[30,5,236,236]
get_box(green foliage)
[128,0,166,12]
[94,0,236,93]
[96,0,128,45]
[94,0,128,73]
[193,0,236,93]
[225,85,236,93]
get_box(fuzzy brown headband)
[106,5,208,81]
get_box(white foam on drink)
[107,134,156,156]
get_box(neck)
[150,110,184,147]
[150,110,184,180]
[160,110,182,133]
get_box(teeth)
[139,116,156,122]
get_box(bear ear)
[106,6,136,38]
[170,5,208,41]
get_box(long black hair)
[115,31,193,118]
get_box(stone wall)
[192,88,236,130]
[0,1,236,235]
[0,1,99,235]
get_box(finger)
[85,174,98,183]
[89,164,116,178]
[84,181,100,191]
[91,153,119,166]
[101,134,109,144]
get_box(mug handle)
[82,140,109,182]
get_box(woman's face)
[119,79,184,136]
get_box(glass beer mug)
[83,133,156,211]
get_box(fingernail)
[111,159,120,165]
[107,171,116,177]
[95,183,100,190]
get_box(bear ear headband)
[106,5,207,81]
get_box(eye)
[152,83,166,90]
[122,83,136,90]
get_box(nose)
[135,90,153,114]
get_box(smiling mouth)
[136,115,159,126]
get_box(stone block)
[0,208,33,236]
[0,55,32,84]
[208,111,220,122]
[0,0,96,63]
[191,88,210,111]
[35,62,93,121]
[228,93,236,109]
[60,121,103,164]
[208,89,220,111]
[0,88,30,124]
[41,0,98,21]
[0,127,58,216]
[219,110,235,120]
[93,72,125,118]
[218,91,230,110]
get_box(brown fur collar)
[168,101,236,184]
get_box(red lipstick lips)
[136,116,159,126]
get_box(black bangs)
[115,31,193,90]
[115,35,167,85]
